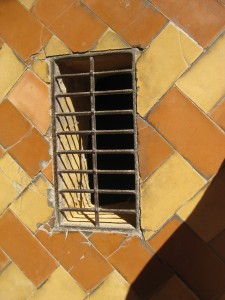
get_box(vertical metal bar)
[90,56,99,227]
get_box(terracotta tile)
[33,0,107,52]
[0,248,9,271]
[89,232,126,257]
[8,70,50,134]
[210,230,225,263]
[0,1,51,60]
[42,160,53,183]
[108,236,173,299]
[148,88,225,177]
[211,98,225,131]
[82,0,167,48]
[69,244,113,292]
[0,210,57,286]
[149,276,198,300]
[148,219,225,299]
[137,117,173,180]
[0,146,5,158]
[8,128,50,178]
[150,0,225,47]
[0,100,31,148]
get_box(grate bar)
[56,110,134,116]
[58,170,135,174]
[56,129,134,135]
[55,89,133,98]
[55,69,132,79]
[57,150,135,155]
[60,207,136,214]
[59,189,136,194]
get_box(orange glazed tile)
[33,0,107,52]
[0,248,10,271]
[149,276,198,300]
[148,219,225,299]
[0,210,57,286]
[108,236,173,299]
[137,117,173,180]
[210,230,225,263]
[8,70,50,134]
[8,128,50,177]
[150,0,225,47]
[0,146,5,158]
[211,98,225,131]
[82,0,167,48]
[0,0,51,60]
[88,232,126,257]
[0,100,31,149]
[42,160,53,183]
[148,88,225,178]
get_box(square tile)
[0,248,10,272]
[210,98,225,131]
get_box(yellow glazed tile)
[45,35,71,57]
[177,184,208,221]
[136,23,202,116]
[89,271,139,300]
[0,153,31,195]
[29,267,86,300]
[0,172,17,214]
[0,263,35,300]
[18,0,35,10]
[93,28,129,51]
[141,153,206,231]
[32,59,49,83]
[10,175,53,232]
[0,44,25,102]
[177,34,225,112]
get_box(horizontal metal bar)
[55,69,132,79]
[55,89,133,98]
[59,207,136,214]
[58,169,135,174]
[55,110,134,116]
[57,129,134,135]
[59,189,136,194]
[57,224,139,234]
[57,149,135,154]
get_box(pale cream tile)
[10,175,53,232]
[32,59,50,83]
[89,271,139,300]
[29,267,86,300]
[45,35,71,57]
[136,23,202,116]
[0,44,25,102]
[0,263,35,300]
[0,172,17,214]
[177,34,225,112]
[93,28,129,51]
[18,0,35,10]
[141,153,206,231]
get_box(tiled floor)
[0,0,225,299]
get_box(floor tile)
[150,0,225,47]
[137,117,173,180]
[0,1,51,60]
[42,160,53,184]
[10,175,53,233]
[18,0,35,10]
[0,100,31,148]
[0,248,9,271]
[141,153,205,231]
[93,28,129,51]
[137,23,202,116]
[29,267,86,300]
[0,44,25,102]
[44,35,71,57]
[108,236,173,299]
[31,58,49,84]
[89,270,140,300]
[0,172,17,214]
[8,128,50,178]
[210,98,225,131]
[0,263,36,300]
[149,276,198,300]
[89,232,126,257]
[148,219,225,299]
[8,70,50,134]
[33,0,106,52]
[0,210,58,286]
[82,0,167,48]
[177,34,225,113]
[148,87,225,177]
[0,146,4,158]
[210,230,225,263]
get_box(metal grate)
[51,49,140,233]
